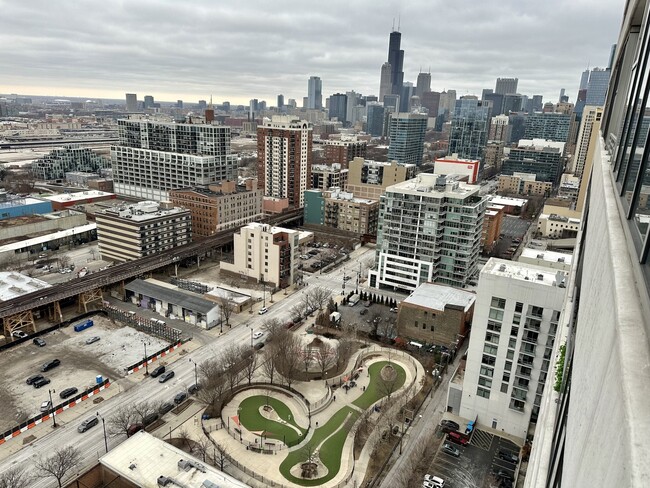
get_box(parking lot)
[500,215,532,238]
[422,426,521,488]
[335,298,397,337]
[0,315,169,431]
[300,241,350,273]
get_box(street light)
[189,358,198,387]
[48,389,56,428]
[142,340,150,375]
[97,412,108,453]
[250,328,253,348]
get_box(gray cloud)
[0,0,623,105]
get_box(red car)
[447,431,469,445]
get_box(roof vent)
[536,274,544,280]
[498,264,506,272]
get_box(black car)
[40,359,61,372]
[498,449,519,464]
[174,391,187,404]
[188,384,200,395]
[159,402,174,415]
[150,365,165,378]
[33,337,46,347]
[143,412,159,425]
[26,374,44,385]
[59,387,78,399]
[158,371,175,383]
[440,419,460,433]
[33,377,51,388]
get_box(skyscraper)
[256,116,313,208]
[345,91,358,125]
[584,67,611,106]
[387,30,405,96]
[387,112,428,166]
[328,93,348,124]
[495,77,519,95]
[125,93,138,112]
[421,91,441,118]
[143,95,154,109]
[379,62,393,102]
[524,112,571,142]
[448,97,492,162]
[277,94,284,109]
[366,104,385,137]
[415,71,431,98]
[308,76,323,110]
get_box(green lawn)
[279,406,359,486]
[352,361,406,410]
[238,395,307,447]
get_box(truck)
[348,294,360,306]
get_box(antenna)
[392,18,395,31]
[398,15,401,31]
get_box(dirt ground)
[0,314,169,431]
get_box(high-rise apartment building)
[501,139,566,183]
[387,30,405,96]
[366,103,386,137]
[328,93,347,124]
[111,119,236,201]
[369,174,487,291]
[449,97,492,162]
[495,77,519,95]
[421,91,441,118]
[277,94,284,109]
[456,258,567,439]
[310,164,348,191]
[143,95,154,109]
[484,92,505,116]
[488,114,511,143]
[346,157,416,200]
[571,106,603,177]
[31,144,111,181]
[125,93,138,112]
[307,76,323,110]
[415,71,432,98]
[387,112,427,166]
[523,112,571,142]
[584,67,611,106]
[322,136,367,168]
[345,91,358,127]
[96,201,191,262]
[379,62,393,103]
[256,116,313,208]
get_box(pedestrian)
[333,395,336,401]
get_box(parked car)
[143,412,159,425]
[127,423,143,437]
[253,331,264,339]
[158,371,175,383]
[174,391,187,404]
[188,384,200,395]
[40,359,61,372]
[447,431,469,445]
[11,330,28,339]
[59,387,79,399]
[498,449,520,464]
[258,307,268,315]
[40,400,52,413]
[150,365,165,378]
[439,420,460,433]
[26,374,44,385]
[159,402,174,415]
[33,337,46,347]
[360,308,368,315]
[33,377,51,388]
[441,443,461,457]
[423,475,445,488]
[78,416,99,433]
[254,342,265,351]
[85,336,100,345]
[494,470,514,482]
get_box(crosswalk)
[470,429,494,451]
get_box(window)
[485,332,500,344]
[477,387,491,399]
[509,338,517,349]
[501,383,509,393]
[511,326,519,337]
[487,321,502,332]
[513,313,521,325]
[503,372,510,382]
[504,360,512,371]
[484,344,498,355]
[491,297,506,309]
[480,366,494,377]
[479,377,492,388]
[482,355,496,366]
[515,302,523,313]
[489,308,504,321]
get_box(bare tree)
[57,255,72,270]
[108,405,137,437]
[212,442,230,471]
[276,332,302,388]
[0,466,30,488]
[377,319,397,340]
[308,286,332,312]
[243,349,258,385]
[262,346,278,384]
[35,446,82,488]
[336,337,354,369]
[315,342,336,376]
[262,317,284,341]
[222,343,244,393]
[177,427,193,451]
[132,400,157,425]
[193,436,212,462]
[218,297,234,329]
[289,304,305,323]
[377,364,400,401]
[302,345,312,374]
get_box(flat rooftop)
[0,223,96,252]
[386,174,481,198]
[0,272,51,301]
[0,196,49,208]
[403,282,476,312]
[125,279,218,314]
[489,195,528,207]
[102,201,188,222]
[520,247,574,266]
[43,190,115,203]
[100,431,249,488]
[483,258,568,287]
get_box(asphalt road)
[0,246,375,487]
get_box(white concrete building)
[536,212,580,238]
[458,259,568,440]
[369,174,488,291]
[571,106,603,177]
[434,154,480,184]
[220,222,308,289]
[518,248,573,271]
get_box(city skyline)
[0,0,622,105]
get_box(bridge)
[1,208,303,336]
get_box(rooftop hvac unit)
[536,274,544,280]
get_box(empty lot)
[0,314,168,431]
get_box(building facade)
[369,174,488,291]
[458,258,567,439]
[498,173,553,197]
[310,164,348,191]
[482,204,504,253]
[111,119,236,201]
[449,98,492,162]
[346,157,416,200]
[434,155,481,184]
[169,180,263,238]
[322,137,367,167]
[256,116,313,209]
[366,104,386,137]
[523,112,571,143]
[31,144,111,181]
[308,76,323,110]
[387,112,427,166]
[495,77,519,95]
[328,93,347,124]
[95,201,191,262]
[501,139,566,183]
[220,222,302,289]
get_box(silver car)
[78,416,99,433]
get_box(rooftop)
[0,223,96,253]
[403,282,476,312]
[44,190,115,203]
[0,196,50,208]
[517,138,565,153]
[483,258,568,288]
[386,174,481,198]
[489,195,528,207]
[242,222,300,236]
[102,201,188,222]
[519,247,574,266]
[125,279,219,314]
[0,272,51,301]
[326,188,375,204]
[100,431,248,488]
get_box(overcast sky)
[0,0,624,106]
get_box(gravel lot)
[0,314,168,431]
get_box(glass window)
[480,366,494,377]
[489,308,504,321]
[477,387,490,399]
[515,302,523,313]
[501,383,509,393]
[491,297,506,309]
[487,321,502,332]
[504,360,512,371]
[479,377,492,388]
[484,344,498,355]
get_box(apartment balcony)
[511,389,527,401]
[515,366,532,379]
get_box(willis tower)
[387,30,404,97]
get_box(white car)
[423,475,445,488]
[40,400,52,413]
[253,331,264,339]
[258,307,268,315]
